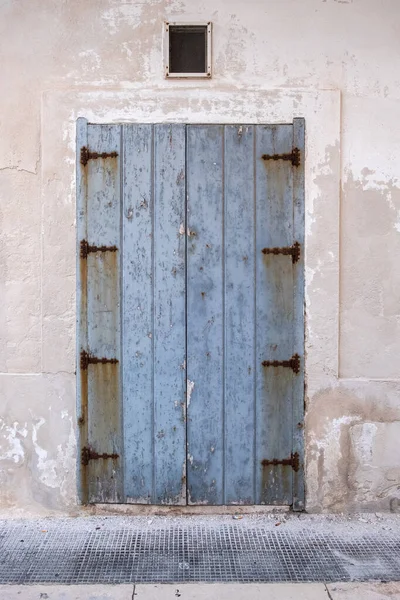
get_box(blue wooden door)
[77,120,305,508]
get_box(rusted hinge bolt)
[261,452,300,472]
[262,241,300,264]
[262,147,300,167]
[80,240,118,259]
[81,446,119,466]
[80,147,119,166]
[80,350,119,371]
[262,353,300,374]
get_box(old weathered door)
[77,120,305,509]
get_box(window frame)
[164,21,212,79]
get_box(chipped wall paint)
[186,380,195,407]
[0,420,27,465]
[1,0,399,514]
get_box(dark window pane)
[169,25,207,73]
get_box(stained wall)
[1,0,399,514]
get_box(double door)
[77,120,305,508]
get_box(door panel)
[186,125,225,505]
[187,125,259,505]
[292,118,306,511]
[255,125,295,505]
[122,124,153,503]
[153,124,187,504]
[80,123,123,503]
[122,124,186,504]
[77,120,305,507]
[224,125,257,505]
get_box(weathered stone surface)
[1,0,399,513]
[0,585,134,599]
[348,422,400,510]
[135,584,329,599]
[327,582,400,599]
[0,374,76,515]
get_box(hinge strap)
[261,452,300,472]
[262,354,300,374]
[262,241,300,264]
[262,147,300,167]
[81,446,119,466]
[80,240,118,259]
[80,350,118,371]
[80,146,118,166]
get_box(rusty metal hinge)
[80,146,118,166]
[261,452,300,472]
[81,446,119,466]
[80,350,118,370]
[80,240,118,259]
[262,353,300,374]
[262,147,300,167]
[262,241,300,264]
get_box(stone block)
[349,421,400,509]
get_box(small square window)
[164,22,212,78]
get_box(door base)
[87,504,291,517]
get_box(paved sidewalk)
[1,583,400,600]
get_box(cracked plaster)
[1,0,399,514]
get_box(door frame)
[48,88,341,511]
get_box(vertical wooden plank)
[292,118,305,511]
[186,125,224,505]
[122,124,154,503]
[76,118,88,504]
[85,124,123,503]
[153,124,186,504]
[224,125,256,505]
[255,124,294,505]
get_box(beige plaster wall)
[0,0,399,515]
